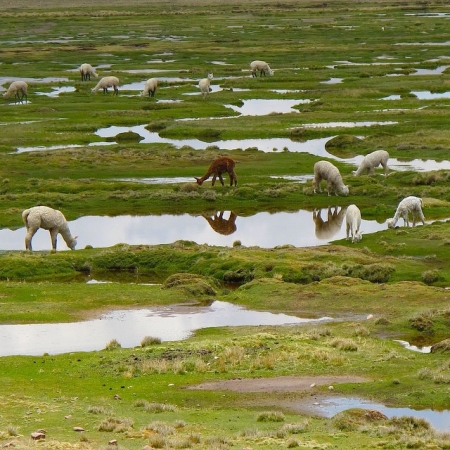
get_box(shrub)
[257,411,285,422]
[104,339,121,350]
[422,270,439,285]
[141,336,162,347]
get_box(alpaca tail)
[22,209,31,228]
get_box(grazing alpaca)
[353,150,390,176]
[387,196,425,228]
[250,60,274,77]
[3,80,28,104]
[79,63,98,81]
[141,77,158,97]
[313,207,347,240]
[195,157,237,187]
[91,76,120,95]
[202,211,238,235]
[198,73,213,98]
[345,204,363,243]
[313,160,349,196]
[22,206,78,251]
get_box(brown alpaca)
[195,157,237,186]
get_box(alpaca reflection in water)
[202,211,238,235]
[313,206,347,240]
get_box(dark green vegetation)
[1,0,450,448]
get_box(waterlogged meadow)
[2,0,450,448]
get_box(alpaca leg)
[218,173,225,186]
[50,228,59,251]
[211,174,217,186]
[25,227,38,251]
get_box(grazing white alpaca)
[250,60,274,77]
[345,204,362,243]
[313,160,349,196]
[141,78,158,97]
[79,63,98,81]
[22,206,78,251]
[353,150,390,176]
[3,81,28,104]
[91,76,120,95]
[387,196,425,228]
[198,73,213,98]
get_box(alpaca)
[387,196,425,228]
[91,76,120,95]
[353,150,389,176]
[141,78,158,97]
[198,73,213,98]
[250,60,274,77]
[3,81,28,104]
[22,206,77,251]
[195,157,237,186]
[313,160,349,196]
[345,204,363,243]
[79,63,98,81]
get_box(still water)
[0,301,332,356]
[311,396,450,432]
[0,208,387,251]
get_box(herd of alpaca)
[2,62,425,249]
[2,58,276,103]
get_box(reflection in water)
[0,301,332,356]
[224,99,310,116]
[0,209,387,251]
[35,86,76,97]
[309,396,450,432]
[313,207,347,240]
[202,211,237,235]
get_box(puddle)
[0,77,69,86]
[301,121,397,129]
[0,209,388,251]
[381,95,402,100]
[412,66,450,76]
[394,339,431,353]
[308,396,450,432]
[224,99,309,116]
[0,301,332,356]
[35,86,76,97]
[321,78,343,84]
[412,90,450,100]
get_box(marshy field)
[2,0,450,448]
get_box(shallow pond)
[0,301,332,356]
[0,208,388,251]
[309,396,450,432]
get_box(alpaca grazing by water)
[202,211,238,235]
[195,157,238,186]
[22,206,78,251]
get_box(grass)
[2,0,450,448]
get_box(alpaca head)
[386,218,395,229]
[341,185,349,196]
[194,177,204,186]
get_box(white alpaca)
[91,76,120,95]
[387,196,425,228]
[79,63,98,81]
[345,204,362,243]
[141,78,158,97]
[353,150,389,176]
[3,81,28,104]
[250,60,274,77]
[313,160,349,196]
[198,73,213,98]
[22,206,78,251]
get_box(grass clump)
[256,411,285,422]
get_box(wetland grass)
[2,0,450,448]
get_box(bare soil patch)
[188,375,369,393]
